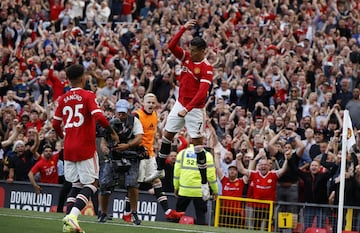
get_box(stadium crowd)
[1,0,360,231]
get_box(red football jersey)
[52,88,110,161]
[168,27,213,112]
[30,153,59,184]
[122,0,135,15]
[221,176,245,214]
[221,176,245,197]
[249,170,278,202]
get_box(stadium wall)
[0,181,198,222]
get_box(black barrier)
[0,181,198,222]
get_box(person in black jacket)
[288,155,338,229]
[243,83,275,112]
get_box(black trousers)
[176,196,207,225]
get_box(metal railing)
[213,196,360,233]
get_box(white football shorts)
[165,100,205,139]
[64,153,99,184]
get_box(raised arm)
[168,19,197,59]
[236,150,254,177]
[1,123,21,148]
[276,149,290,177]
[214,147,224,180]
[30,130,40,160]
[268,129,285,156]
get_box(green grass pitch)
[0,208,268,233]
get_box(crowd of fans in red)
[1,0,360,230]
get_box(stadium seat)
[294,223,305,233]
[305,227,328,233]
[179,216,194,225]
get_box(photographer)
[98,99,143,225]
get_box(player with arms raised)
[146,19,214,201]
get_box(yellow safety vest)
[173,144,218,197]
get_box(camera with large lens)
[113,158,131,173]
[110,118,123,133]
[110,149,134,172]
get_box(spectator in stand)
[346,88,360,129]
[96,1,111,24]
[4,90,21,113]
[13,71,31,107]
[2,0,360,229]
[85,1,98,22]
[28,144,59,194]
[69,0,85,25]
[215,149,246,228]
[302,128,316,164]
[139,65,155,92]
[273,79,289,108]
[121,0,136,23]
[150,70,174,104]
[0,107,17,137]
[244,84,275,112]
[44,69,70,101]
[58,2,73,30]
[0,121,22,179]
[229,82,246,108]
[237,149,290,231]
[139,0,152,20]
[30,76,53,106]
[288,153,338,229]
[109,0,123,23]
[331,78,352,110]
[114,81,131,100]
[268,128,306,233]
[98,77,117,99]
[133,85,146,104]
[6,129,40,183]
[215,79,231,104]
[49,0,63,27]
[308,128,325,159]
[25,109,44,133]
[286,87,303,122]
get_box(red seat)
[294,223,305,233]
[179,216,194,224]
[342,231,359,233]
[305,228,328,233]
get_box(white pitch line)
[0,213,216,233]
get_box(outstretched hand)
[184,19,197,30]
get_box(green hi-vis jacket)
[173,144,218,197]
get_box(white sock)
[69,207,81,217]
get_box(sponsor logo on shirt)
[223,185,240,191]
[194,67,200,74]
